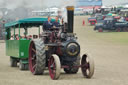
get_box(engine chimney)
[66,6,74,33]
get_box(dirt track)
[0,16,128,85]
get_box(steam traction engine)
[29,6,95,80]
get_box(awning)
[5,18,55,28]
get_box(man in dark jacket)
[52,16,60,28]
[43,16,53,30]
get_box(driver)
[52,16,60,28]
[43,16,53,30]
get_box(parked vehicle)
[88,13,104,25]
[94,17,128,32]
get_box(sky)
[103,0,128,6]
[0,0,128,9]
[0,0,76,9]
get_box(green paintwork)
[6,40,30,59]
[6,28,11,40]
[21,59,29,64]
[5,17,56,60]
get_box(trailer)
[5,18,56,70]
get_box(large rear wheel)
[48,54,61,80]
[29,39,46,75]
[81,54,94,78]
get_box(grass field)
[87,28,128,45]
[75,16,128,45]
[94,32,128,45]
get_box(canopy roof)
[5,18,55,28]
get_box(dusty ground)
[0,16,128,85]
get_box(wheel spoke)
[32,48,36,53]
[52,63,56,70]
[52,69,56,74]
[86,62,89,68]
[32,64,36,70]
[31,57,35,61]
[51,57,54,64]
[50,63,54,68]
[31,55,36,60]
[82,61,89,68]
[50,60,55,69]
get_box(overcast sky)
[0,0,128,9]
[103,0,128,6]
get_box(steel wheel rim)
[29,42,36,73]
[48,56,56,79]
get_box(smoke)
[0,0,43,9]
[0,0,77,9]
[0,0,77,22]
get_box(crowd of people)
[10,34,32,40]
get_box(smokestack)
[66,6,74,33]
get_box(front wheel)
[81,54,94,78]
[48,54,61,80]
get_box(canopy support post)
[38,26,40,38]
[18,24,20,40]
[14,26,15,40]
